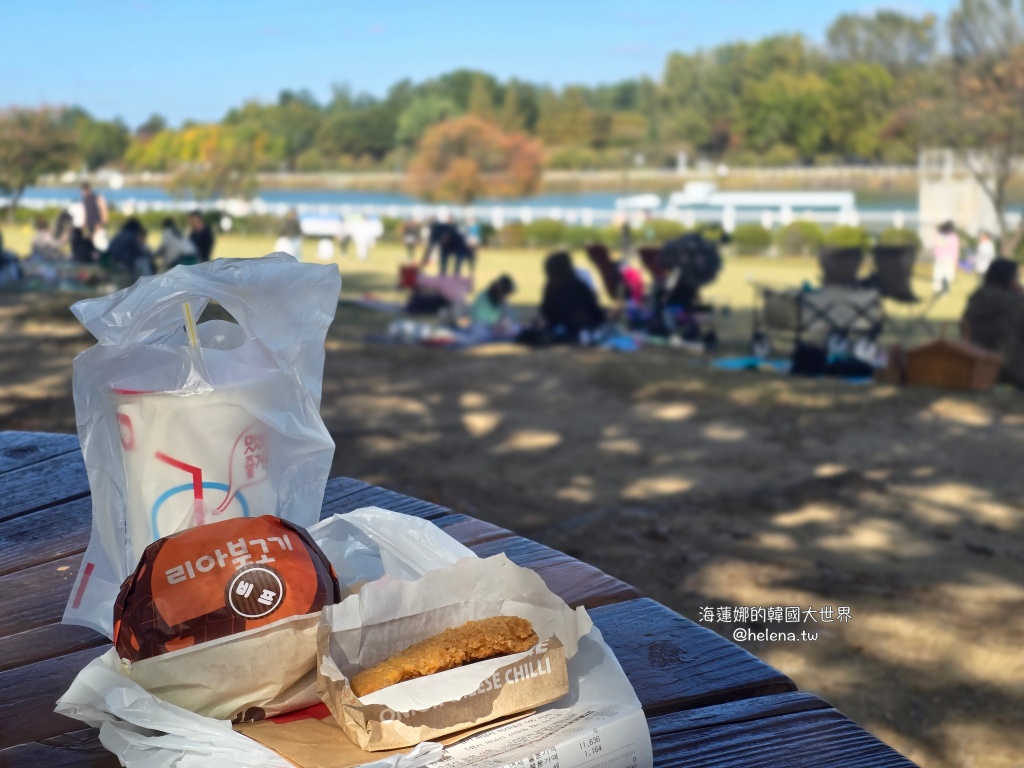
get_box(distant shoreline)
[37,166,931,197]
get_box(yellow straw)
[181,302,199,347]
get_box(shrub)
[379,216,403,242]
[776,221,824,256]
[499,221,526,248]
[823,225,870,250]
[523,219,565,247]
[545,146,600,170]
[731,223,773,255]
[564,225,599,250]
[760,144,800,167]
[638,219,686,244]
[683,223,726,244]
[877,227,921,249]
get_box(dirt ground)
[2,291,1023,768]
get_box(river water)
[20,185,919,213]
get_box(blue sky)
[3,0,957,128]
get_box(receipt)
[433,629,653,768]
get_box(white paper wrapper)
[317,554,593,750]
[239,624,654,768]
[122,612,322,721]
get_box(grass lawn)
[2,225,976,340]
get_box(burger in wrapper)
[114,515,342,722]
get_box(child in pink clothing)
[621,263,645,305]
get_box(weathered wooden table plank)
[0,621,106,673]
[0,434,919,767]
[0,554,83,638]
[0,729,117,768]
[0,450,90,524]
[469,534,640,608]
[0,431,79,475]
[0,646,111,750]
[590,598,796,716]
[0,497,92,577]
[648,692,917,767]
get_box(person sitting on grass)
[469,275,518,339]
[156,218,199,270]
[107,218,156,282]
[538,251,605,344]
[30,217,66,260]
[962,258,1024,385]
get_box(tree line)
[2,0,1024,247]
[2,9,950,175]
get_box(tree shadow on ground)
[1,296,1021,768]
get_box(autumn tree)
[925,0,1024,252]
[0,107,76,217]
[406,115,542,204]
[166,124,267,200]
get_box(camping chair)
[638,246,667,284]
[870,245,939,340]
[584,243,626,302]
[798,287,883,343]
[819,248,864,287]
[748,282,883,358]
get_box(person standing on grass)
[81,182,109,251]
[188,210,215,262]
[975,230,997,277]
[932,220,960,294]
[421,221,473,277]
[276,208,303,258]
[402,219,420,261]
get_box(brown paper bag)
[316,554,591,751]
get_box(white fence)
[5,194,926,234]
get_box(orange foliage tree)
[406,115,542,204]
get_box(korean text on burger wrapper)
[316,554,592,752]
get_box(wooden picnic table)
[0,430,918,767]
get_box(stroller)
[648,233,722,346]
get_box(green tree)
[136,113,167,140]
[468,73,496,121]
[395,95,461,146]
[316,106,397,161]
[499,80,525,132]
[0,108,76,217]
[537,87,591,146]
[74,114,131,170]
[741,72,831,159]
[272,90,322,170]
[825,62,893,159]
[828,10,938,73]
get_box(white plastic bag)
[57,508,471,768]
[64,255,341,637]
